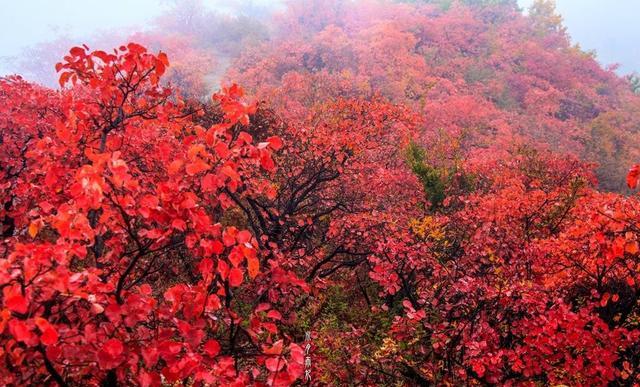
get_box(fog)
[1,0,638,82]
[0,0,283,83]
[0,0,166,71]
[519,0,640,74]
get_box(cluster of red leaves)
[0,44,304,386]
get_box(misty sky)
[1,0,639,76]
[519,0,640,74]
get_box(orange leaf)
[59,72,71,88]
[158,52,169,67]
[221,165,241,182]
[247,256,260,279]
[186,159,210,176]
[28,222,41,238]
[625,241,639,254]
[263,340,283,355]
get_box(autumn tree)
[0,44,306,386]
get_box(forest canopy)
[1,0,640,385]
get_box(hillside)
[226,0,640,192]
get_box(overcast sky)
[1,0,639,76]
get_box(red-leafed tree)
[0,44,307,386]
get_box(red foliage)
[2,1,640,386]
[0,44,303,386]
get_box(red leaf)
[266,310,282,320]
[204,340,221,357]
[229,246,244,267]
[168,159,183,175]
[198,258,214,276]
[218,260,229,280]
[221,165,241,182]
[215,142,231,159]
[290,343,305,364]
[58,72,71,88]
[105,304,122,322]
[40,326,59,346]
[141,346,159,367]
[180,194,197,209]
[4,286,28,314]
[266,357,285,372]
[201,174,219,192]
[9,319,32,343]
[229,268,244,287]
[103,338,124,357]
[267,136,283,150]
[235,230,250,244]
[35,318,58,346]
[186,159,210,176]
[211,240,225,255]
[263,340,283,355]
[127,42,146,54]
[172,219,187,231]
[471,361,486,377]
[92,50,111,63]
[6,295,28,314]
[223,227,237,246]
[627,165,640,189]
[238,132,253,144]
[157,340,182,357]
[138,370,161,387]
[69,46,85,57]
[158,51,169,66]
[600,292,610,307]
[97,338,125,369]
[256,303,271,312]
[263,322,278,334]
[260,153,275,171]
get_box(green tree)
[529,0,566,35]
[406,141,447,210]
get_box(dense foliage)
[2,0,640,385]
